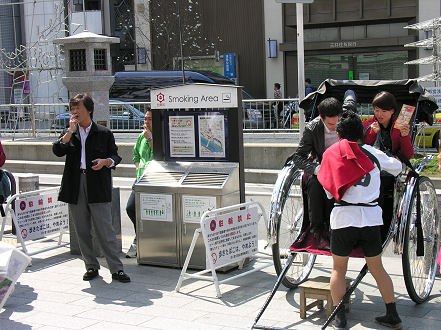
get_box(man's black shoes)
[83,268,99,281]
[112,270,131,283]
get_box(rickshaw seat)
[289,227,365,258]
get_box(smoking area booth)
[134,83,245,269]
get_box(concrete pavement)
[1,174,441,329]
[1,238,441,330]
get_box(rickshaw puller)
[318,111,402,329]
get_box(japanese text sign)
[202,207,259,269]
[14,192,68,241]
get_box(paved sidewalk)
[1,238,440,330]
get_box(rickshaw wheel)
[272,172,316,289]
[402,176,440,303]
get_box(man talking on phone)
[53,93,130,283]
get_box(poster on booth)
[140,193,173,222]
[203,207,259,269]
[14,192,68,241]
[198,115,226,158]
[168,116,196,157]
[182,195,216,223]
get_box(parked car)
[110,70,235,102]
[110,70,276,129]
[51,100,145,131]
[414,112,440,150]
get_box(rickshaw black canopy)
[300,79,438,125]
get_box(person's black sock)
[332,305,347,328]
[375,302,402,329]
[385,302,399,318]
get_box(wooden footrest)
[298,276,351,319]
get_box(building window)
[73,0,101,12]
[304,52,408,88]
[70,49,87,71]
[94,49,107,70]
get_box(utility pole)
[276,0,313,135]
[177,0,185,84]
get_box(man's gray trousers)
[69,173,123,274]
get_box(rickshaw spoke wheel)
[402,177,440,303]
[272,173,315,289]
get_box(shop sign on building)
[426,87,441,108]
[330,41,357,48]
[223,53,236,79]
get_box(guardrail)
[0,100,439,153]
[0,99,301,137]
[242,98,299,130]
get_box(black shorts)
[330,226,382,257]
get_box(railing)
[0,99,301,137]
[0,100,439,153]
[0,103,68,139]
[242,98,299,130]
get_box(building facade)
[272,0,441,98]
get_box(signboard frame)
[175,201,272,298]
[151,83,245,203]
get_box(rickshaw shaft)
[251,253,295,329]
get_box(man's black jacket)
[53,122,122,204]
[289,116,325,176]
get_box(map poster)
[14,192,68,241]
[140,193,173,222]
[169,116,195,157]
[198,115,226,158]
[182,195,217,223]
[202,207,259,269]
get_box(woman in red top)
[364,91,414,242]
[363,91,414,160]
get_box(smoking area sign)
[151,84,238,109]
[14,192,68,241]
[203,207,258,268]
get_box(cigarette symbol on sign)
[222,93,231,103]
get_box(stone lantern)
[53,32,119,127]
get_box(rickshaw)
[252,79,440,329]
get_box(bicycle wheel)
[402,176,440,303]
[272,172,316,289]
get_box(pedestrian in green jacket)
[125,110,153,258]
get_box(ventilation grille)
[141,171,184,184]
[181,173,228,186]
